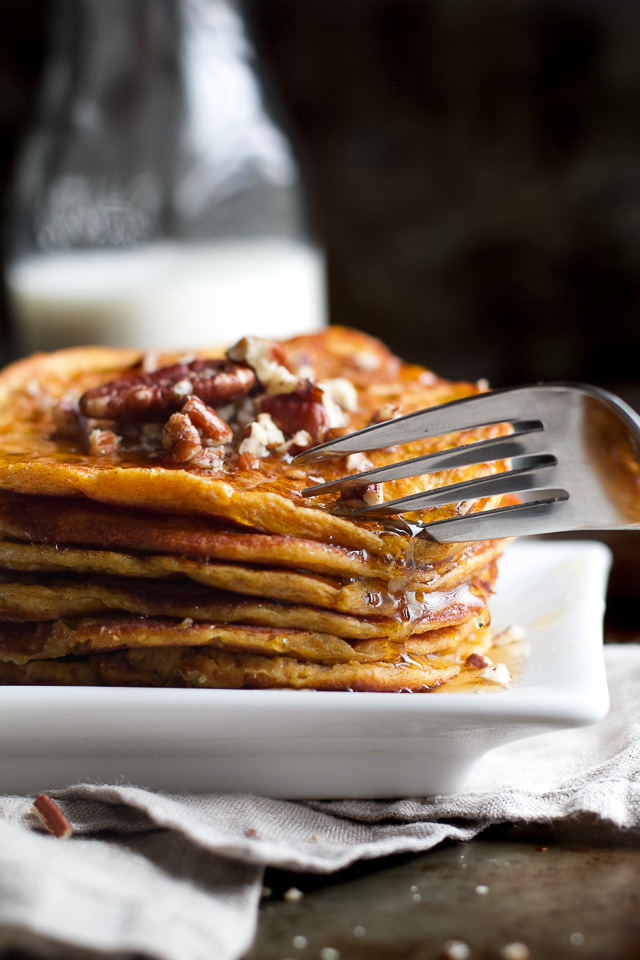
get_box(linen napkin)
[1,644,638,960]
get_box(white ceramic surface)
[0,540,611,798]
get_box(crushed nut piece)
[283,887,304,902]
[237,451,260,471]
[492,624,526,646]
[465,653,491,670]
[480,662,512,685]
[227,336,298,395]
[354,351,381,371]
[500,944,530,960]
[31,794,73,838]
[239,413,285,458]
[276,430,313,456]
[25,379,42,397]
[189,447,225,471]
[361,483,383,506]
[172,378,194,398]
[345,453,374,473]
[320,949,340,960]
[317,378,358,427]
[87,428,121,456]
[443,941,471,960]
[141,351,159,374]
[319,377,359,412]
[370,402,401,424]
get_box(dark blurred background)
[0,0,638,631]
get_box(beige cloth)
[1,645,639,960]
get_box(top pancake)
[0,328,510,558]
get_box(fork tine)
[415,497,572,543]
[294,385,540,463]
[351,456,561,517]
[301,426,544,497]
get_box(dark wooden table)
[247,821,640,960]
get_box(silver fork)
[295,384,640,542]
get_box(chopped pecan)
[465,653,490,669]
[162,412,202,462]
[237,451,260,470]
[190,447,225,471]
[87,428,121,456]
[492,624,526,646]
[239,413,285,458]
[227,337,297,395]
[227,335,290,369]
[361,483,383,506]
[276,430,313,456]
[369,402,401,424]
[31,794,74,839]
[480,662,512,685]
[52,394,84,438]
[80,359,256,422]
[181,395,232,444]
[334,482,382,514]
[141,351,160,374]
[259,383,329,443]
[345,453,374,473]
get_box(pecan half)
[162,412,203,462]
[181,395,232,444]
[80,359,256,422]
[259,383,329,443]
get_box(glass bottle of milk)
[8,0,326,354]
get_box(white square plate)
[0,540,611,798]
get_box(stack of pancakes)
[0,327,511,691]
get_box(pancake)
[0,328,511,557]
[0,570,493,641]
[0,539,498,618]
[0,614,481,665]
[0,328,510,692]
[0,490,502,582]
[0,624,493,691]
